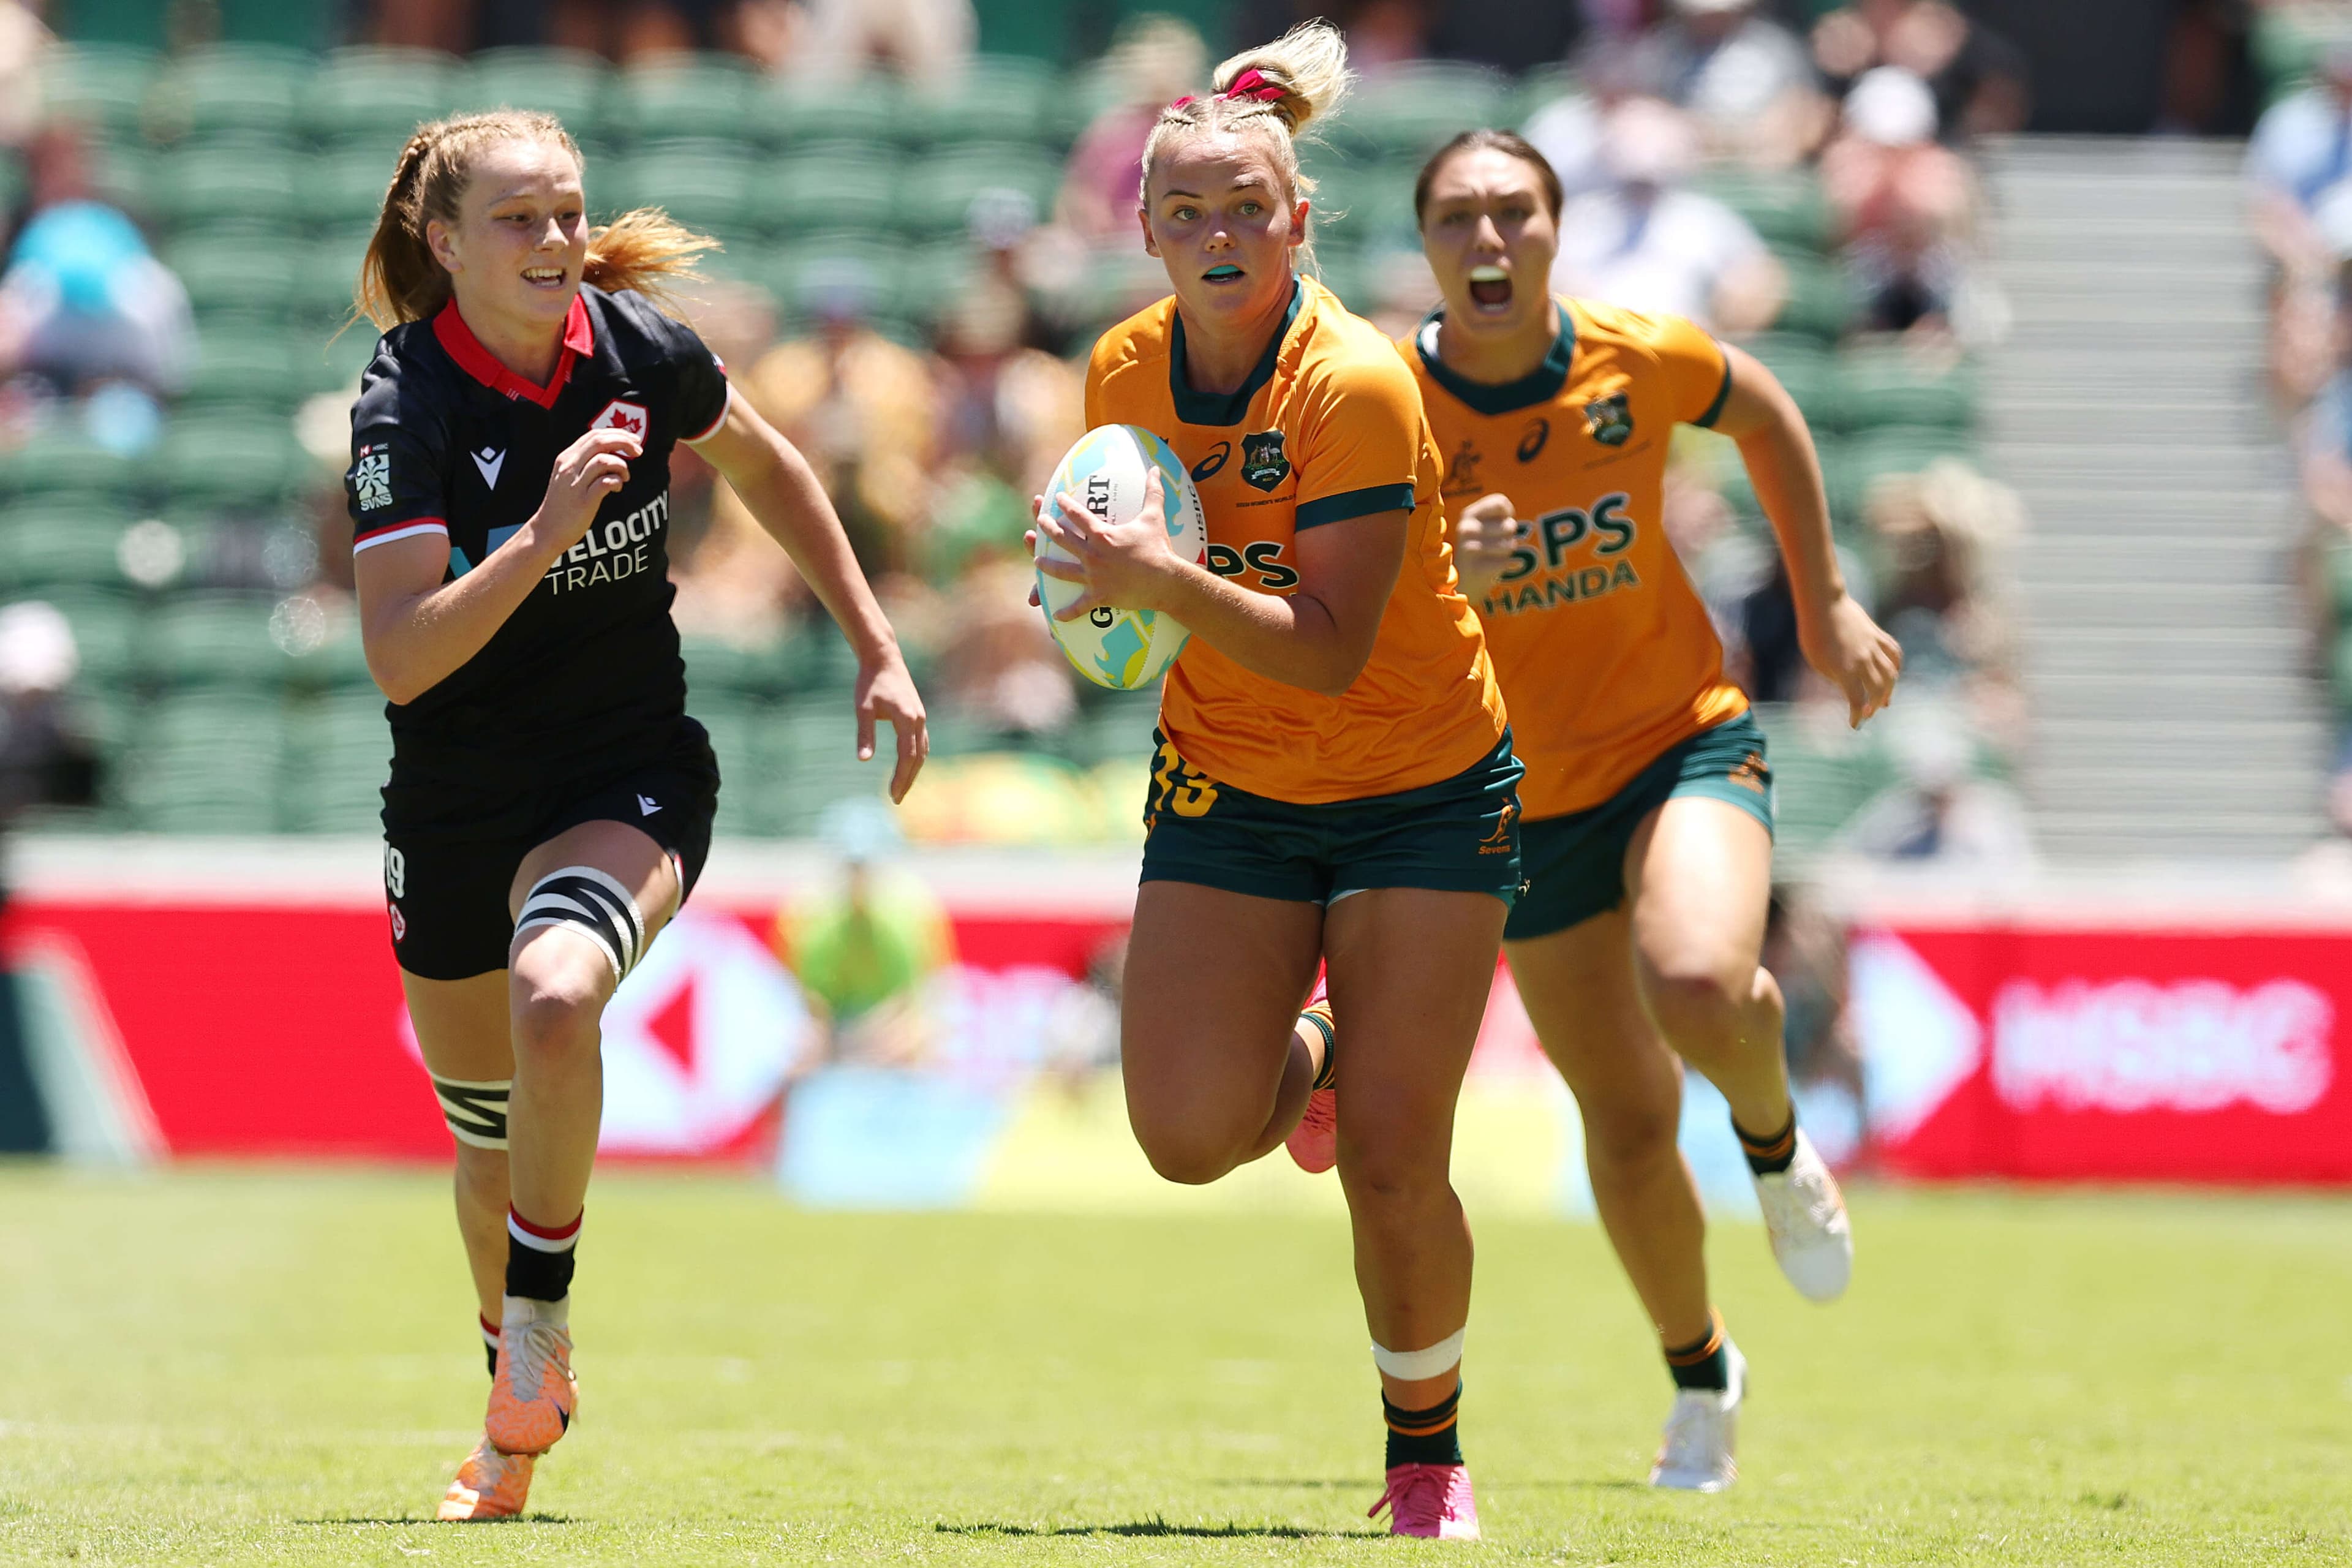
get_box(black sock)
[503,1207,580,1302]
[1733,1109,1798,1175]
[480,1313,500,1378]
[1382,1381,1464,1468]
[1664,1313,1729,1392]
[1300,1003,1336,1091]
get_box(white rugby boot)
[1649,1339,1744,1493]
[1752,1128,1853,1303]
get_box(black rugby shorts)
[380,723,721,981]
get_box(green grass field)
[1,1168,2345,1566]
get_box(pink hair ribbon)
[1169,67,1289,111]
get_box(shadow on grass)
[940,1519,1384,1540]
[1219,1477,1649,1493]
[298,1515,575,1526]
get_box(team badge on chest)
[1240,430,1291,492]
[592,399,650,439]
[1583,393,1633,447]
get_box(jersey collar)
[433,292,596,409]
[1168,276,1304,428]
[1414,298,1575,416]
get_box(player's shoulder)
[353,318,453,437]
[1564,295,1713,373]
[1087,295,1177,385]
[1291,280,1417,405]
[584,284,703,364]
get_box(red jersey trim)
[433,294,595,409]
[352,517,448,554]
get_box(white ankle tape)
[1371,1328,1465,1381]
[514,865,647,982]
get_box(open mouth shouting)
[1202,263,1246,287]
[522,265,569,291]
[1467,265,1513,314]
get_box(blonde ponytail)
[1140,19,1354,274]
[351,110,714,333]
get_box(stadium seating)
[10,38,1998,845]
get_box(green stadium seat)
[144,417,306,511]
[183,327,314,413]
[37,45,160,144]
[120,690,288,831]
[760,241,907,332]
[143,595,287,690]
[0,511,132,592]
[1820,426,1977,527]
[1512,66,1582,127]
[37,587,140,688]
[1825,345,1978,435]
[683,635,797,703]
[282,624,375,693]
[1696,170,1835,255]
[304,48,462,146]
[145,146,303,234]
[899,148,1060,241]
[146,45,307,144]
[751,153,903,238]
[288,242,369,327]
[280,693,389,832]
[693,704,767,835]
[309,325,382,401]
[750,76,906,151]
[1772,252,1860,342]
[900,55,1057,149]
[603,149,755,235]
[162,235,301,317]
[605,55,759,145]
[214,0,336,50]
[315,146,404,230]
[464,47,609,130]
[1740,333,1836,424]
[0,433,136,503]
[1336,65,1510,162]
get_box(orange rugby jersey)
[1087,276,1506,805]
[1400,296,1749,820]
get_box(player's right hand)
[1450,492,1525,599]
[535,427,643,550]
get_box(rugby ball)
[1034,424,1207,690]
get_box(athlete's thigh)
[507,818,684,989]
[1623,795,1772,990]
[1322,886,1506,1167]
[1121,880,1324,1126]
[1506,908,1681,1132]
[402,967,512,1080]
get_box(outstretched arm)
[1712,341,1901,727]
[688,396,928,801]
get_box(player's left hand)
[1028,470,1185,620]
[1800,592,1902,728]
[854,650,929,803]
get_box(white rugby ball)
[1034,424,1207,691]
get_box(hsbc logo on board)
[592,399,650,439]
[1991,977,2334,1117]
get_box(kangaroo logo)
[1240,431,1291,492]
[1477,799,1520,854]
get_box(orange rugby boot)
[437,1434,535,1521]
[483,1295,576,1457]
[1284,994,1338,1174]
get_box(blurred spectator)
[0,1,50,151]
[930,556,1077,736]
[1550,97,1787,334]
[0,190,192,405]
[1840,707,2034,865]
[789,0,975,86]
[1623,0,1826,168]
[1863,456,2026,745]
[1041,930,1126,1091]
[741,279,941,579]
[0,601,100,839]
[1822,67,1980,337]
[773,798,956,1068]
[1056,16,1208,244]
[1423,0,1586,73]
[1811,1,2028,143]
[2248,39,2352,404]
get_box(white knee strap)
[514,865,647,982]
[431,1075,510,1150]
[1371,1327,1465,1381]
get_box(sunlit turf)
[1,1166,2345,1564]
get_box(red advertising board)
[1850,924,2352,1184]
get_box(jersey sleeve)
[1293,344,1424,531]
[346,353,453,556]
[648,309,731,443]
[1631,311,1732,430]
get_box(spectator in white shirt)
[1623,0,1826,168]
[1550,97,1786,335]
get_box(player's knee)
[1642,959,1751,1050]
[1336,1136,1450,1208]
[1131,1117,1244,1185]
[452,1142,508,1210]
[1580,1090,1682,1174]
[508,970,604,1068]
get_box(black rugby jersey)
[345,285,729,780]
